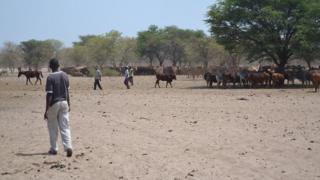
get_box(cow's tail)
[40,71,43,78]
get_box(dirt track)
[0,74,320,180]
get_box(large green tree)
[207,0,320,71]
[74,31,121,67]
[115,37,138,66]
[163,26,188,66]
[137,25,169,66]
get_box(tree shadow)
[306,90,317,93]
[184,84,315,90]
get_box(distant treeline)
[1,0,320,73]
[0,26,230,72]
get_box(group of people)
[44,60,136,157]
[93,66,134,90]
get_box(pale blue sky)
[0,0,216,47]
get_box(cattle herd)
[203,65,320,92]
[4,64,320,92]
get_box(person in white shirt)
[128,66,134,86]
[94,66,103,90]
[124,66,130,89]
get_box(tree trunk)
[306,60,312,69]
[276,51,290,73]
[149,57,153,67]
[172,60,177,66]
[159,59,164,66]
[277,60,287,73]
[203,60,208,69]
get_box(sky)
[0,0,216,47]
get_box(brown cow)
[311,72,320,92]
[246,72,270,88]
[271,73,285,87]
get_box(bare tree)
[0,42,23,72]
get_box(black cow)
[293,70,312,87]
[155,74,176,88]
[204,72,218,87]
[221,73,241,87]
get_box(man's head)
[49,58,59,71]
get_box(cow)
[292,70,311,88]
[311,72,320,92]
[237,70,251,87]
[246,72,271,88]
[271,72,285,87]
[204,72,219,87]
[283,70,295,85]
[204,72,213,87]
[0,70,8,76]
[220,73,241,87]
[155,74,176,88]
[236,66,261,87]
[187,66,204,79]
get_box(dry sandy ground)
[0,74,320,180]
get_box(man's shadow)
[15,152,48,157]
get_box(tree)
[163,26,186,66]
[74,31,121,67]
[56,47,88,67]
[73,35,99,46]
[20,39,55,69]
[294,0,320,68]
[0,42,23,72]
[207,0,320,71]
[186,31,224,68]
[137,25,169,66]
[115,37,139,66]
[45,39,64,58]
[103,30,122,67]
[295,39,320,69]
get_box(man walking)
[94,66,103,90]
[128,66,134,86]
[124,66,130,89]
[44,58,73,157]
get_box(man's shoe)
[48,149,57,155]
[66,148,73,157]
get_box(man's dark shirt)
[45,71,69,106]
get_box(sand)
[0,74,320,180]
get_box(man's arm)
[44,76,53,120]
[66,75,71,111]
[44,93,52,119]
[67,89,71,111]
